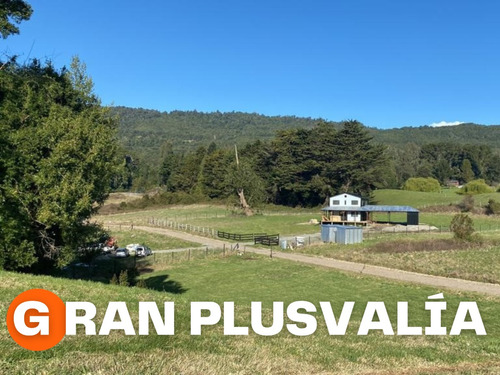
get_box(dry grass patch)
[370,238,483,253]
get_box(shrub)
[486,199,500,215]
[118,270,129,286]
[110,273,118,285]
[449,213,475,241]
[458,195,475,212]
[136,279,148,288]
[457,179,494,195]
[402,177,441,192]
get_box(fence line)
[217,231,267,241]
[146,217,217,237]
[254,234,280,246]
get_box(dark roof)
[322,205,419,213]
[321,206,364,211]
[362,205,419,213]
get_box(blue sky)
[3,0,500,129]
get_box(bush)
[119,270,129,287]
[449,213,475,241]
[402,177,441,192]
[457,179,494,195]
[458,195,475,212]
[110,274,118,285]
[486,199,500,215]
[136,279,148,288]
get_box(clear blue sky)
[3,0,500,128]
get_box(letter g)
[13,301,50,336]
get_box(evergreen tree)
[0,58,119,271]
[159,142,178,187]
[461,159,474,183]
[0,0,32,39]
[326,120,387,197]
[201,149,231,198]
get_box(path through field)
[133,225,500,297]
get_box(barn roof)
[362,205,419,213]
[322,205,419,213]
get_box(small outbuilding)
[321,224,363,244]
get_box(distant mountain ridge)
[112,106,500,153]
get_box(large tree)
[326,120,387,195]
[0,0,32,39]
[0,58,119,271]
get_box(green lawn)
[107,228,199,250]
[420,213,500,230]
[1,257,498,374]
[97,204,322,236]
[175,213,321,236]
[373,188,500,209]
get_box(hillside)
[112,106,335,153]
[372,123,500,149]
[113,107,500,154]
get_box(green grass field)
[97,204,321,236]
[373,189,500,209]
[107,228,199,250]
[1,256,499,374]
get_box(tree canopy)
[0,0,32,39]
[0,58,119,271]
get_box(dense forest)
[113,106,500,155]
[113,107,500,202]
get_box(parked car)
[115,248,129,258]
[126,243,140,256]
[136,246,152,257]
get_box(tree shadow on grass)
[144,274,188,294]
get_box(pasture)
[94,190,500,287]
[1,256,499,374]
[372,189,500,209]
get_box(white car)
[136,246,152,257]
[126,243,142,256]
[115,248,129,258]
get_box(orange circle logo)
[6,289,66,351]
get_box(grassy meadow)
[92,189,500,287]
[97,190,500,237]
[107,228,199,250]
[97,203,321,236]
[296,233,500,284]
[372,189,500,209]
[1,255,499,374]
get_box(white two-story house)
[323,193,366,223]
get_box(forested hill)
[372,123,500,149]
[112,106,335,152]
[112,106,500,152]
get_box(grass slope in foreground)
[1,256,499,374]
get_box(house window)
[351,200,359,205]
[332,200,340,205]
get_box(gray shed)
[321,224,363,244]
